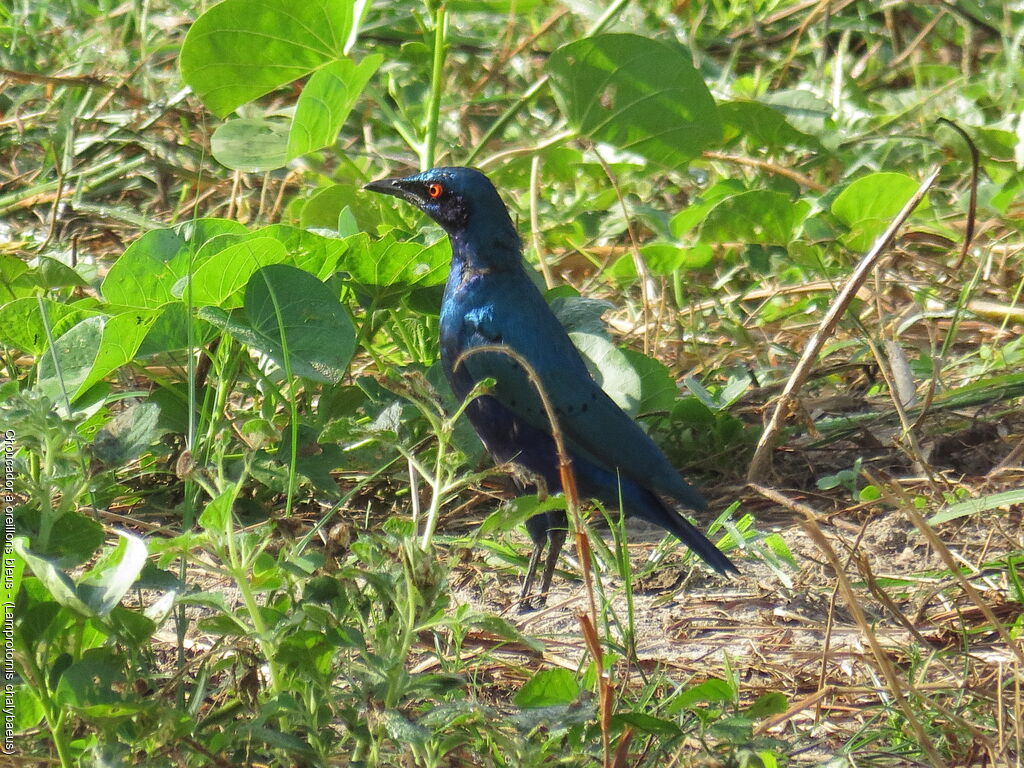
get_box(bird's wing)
[457,272,706,511]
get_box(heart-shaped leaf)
[548,34,721,171]
[179,0,356,117]
[199,264,355,382]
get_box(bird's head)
[364,166,515,239]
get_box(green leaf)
[44,512,105,568]
[570,331,641,416]
[929,488,1024,525]
[102,228,190,310]
[0,297,101,356]
[92,402,163,465]
[288,55,382,158]
[381,710,432,749]
[211,118,290,171]
[36,316,105,405]
[479,495,566,536]
[466,613,545,653]
[14,539,95,617]
[188,237,289,307]
[710,715,754,742]
[745,691,788,719]
[548,33,721,171]
[674,678,736,708]
[79,532,148,616]
[612,711,683,737]
[300,184,363,231]
[55,648,125,708]
[199,265,355,382]
[199,484,237,532]
[342,232,450,303]
[700,190,810,245]
[621,348,677,413]
[514,668,579,708]
[832,172,930,251]
[32,256,88,290]
[109,605,158,645]
[550,295,613,336]
[762,89,833,137]
[137,302,217,356]
[12,687,45,732]
[636,243,683,275]
[0,254,35,303]
[719,100,821,151]
[179,0,355,118]
[74,312,157,397]
[242,224,349,279]
[175,217,250,245]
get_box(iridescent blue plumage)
[365,167,737,601]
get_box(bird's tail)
[633,489,738,575]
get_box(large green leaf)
[101,229,190,310]
[718,100,822,152]
[0,297,101,356]
[514,668,579,708]
[700,190,810,245]
[210,119,290,171]
[0,254,35,303]
[76,312,157,397]
[621,348,677,414]
[36,316,105,404]
[342,232,450,304]
[15,539,95,617]
[240,224,349,279]
[92,402,163,465]
[78,532,149,617]
[137,302,218,356]
[569,331,641,417]
[288,55,382,158]
[36,311,159,402]
[187,237,289,308]
[832,172,929,251]
[199,265,354,382]
[179,0,355,117]
[548,34,721,171]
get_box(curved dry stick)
[937,118,979,271]
[454,344,613,763]
[746,167,941,483]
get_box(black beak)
[363,176,426,205]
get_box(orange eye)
[427,182,443,199]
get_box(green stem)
[221,461,282,693]
[259,274,300,519]
[386,543,422,708]
[19,641,72,767]
[422,2,448,170]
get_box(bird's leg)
[519,509,550,611]
[537,524,567,605]
[518,539,546,608]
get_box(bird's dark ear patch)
[438,196,469,229]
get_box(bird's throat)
[447,219,522,274]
